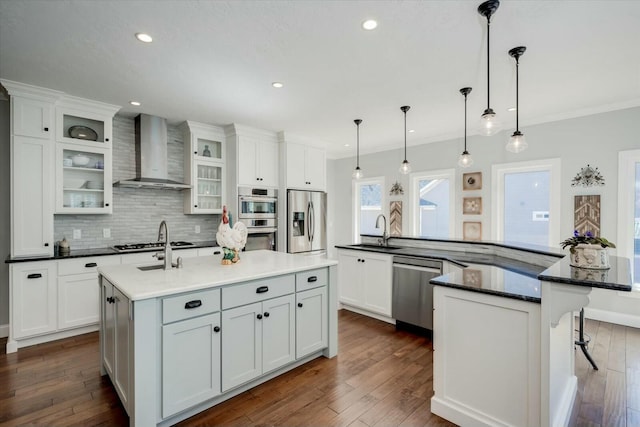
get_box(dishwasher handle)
[393,263,441,274]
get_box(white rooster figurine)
[216,206,248,264]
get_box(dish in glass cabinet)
[68,125,98,141]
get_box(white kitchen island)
[98,250,338,427]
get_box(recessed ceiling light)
[344,143,350,147]
[507,107,517,112]
[408,129,415,133]
[362,19,378,30]
[272,82,284,88]
[129,101,141,106]
[135,33,153,43]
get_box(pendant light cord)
[515,56,519,132]
[356,123,360,167]
[464,93,468,150]
[404,111,407,160]
[486,15,491,110]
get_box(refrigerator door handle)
[310,201,315,242]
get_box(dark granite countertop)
[5,240,219,264]
[538,255,632,292]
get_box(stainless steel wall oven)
[237,187,277,251]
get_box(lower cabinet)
[101,279,131,410]
[221,294,295,392]
[10,261,57,339]
[337,249,393,316]
[162,312,221,418]
[296,286,328,359]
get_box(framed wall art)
[463,197,482,215]
[463,221,482,241]
[574,195,601,236]
[462,172,482,191]
[390,201,402,236]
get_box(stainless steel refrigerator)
[287,189,327,254]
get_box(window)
[410,169,455,238]
[492,159,560,247]
[617,149,640,289]
[353,177,385,242]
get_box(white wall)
[329,106,640,325]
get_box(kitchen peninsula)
[98,250,338,427]
[337,236,632,427]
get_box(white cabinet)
[55,98,119,148]
[283,142,326,191]
[55,143,113,214]
[181,121,226,214]
[337,250,393,317]
[162,312,222,417]
[10,261,57,339]
[296,286,328,359]
[101,279,131,409]
[57,256,120,330]
[12,96,53,139]
[11,134,54,257]
[221,293,295,391]
[237,135,279,188]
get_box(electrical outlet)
[73,229,81,239]
[103,228,111,238]
[195,225,201,234]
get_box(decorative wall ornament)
[389,181,404,195]
[463,221,482,241]
[390,201,402,236]
[574,195,601,237]
[463,197,482,215]
[571,164,605,187]
[462,172,482,191]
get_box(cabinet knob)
[105,203,110,207]
[257,314,263,320]
[264,312,270,318]
[105,138,109,142]
[107,296,114,304]
[44,243,49,247]
[44,127,49,132]
[194,151,198,155]
[194,205,198,208]
[213,326,221,333]
[297,302,303,308]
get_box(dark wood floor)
[0,311,637,426]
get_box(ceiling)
[1,1,639,158]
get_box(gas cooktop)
[112,241,195,253]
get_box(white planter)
[570,243,610,269]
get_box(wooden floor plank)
[0,314,638,426]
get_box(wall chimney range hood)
[114,114,191,190]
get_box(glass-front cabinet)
[55,143,112,214]
[182,121,225,214]
[55,99,119,148]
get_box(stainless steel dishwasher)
[392,256,442,331]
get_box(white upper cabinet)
[181,121,226,214]
[12,97,53,139]
[226,124,279,189]
[55,96,120,148]
[279,134,326,191]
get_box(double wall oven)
[237,187,277,251]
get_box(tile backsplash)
[54,115,220,249]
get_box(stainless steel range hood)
[114,114,191,190]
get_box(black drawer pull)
[256,286,269,294]
[307,276,318,283]
[27,273,42,279]
[85,262,98,268]
[213,326,220,333]
[184,300,202,309]
[213,251,221,255]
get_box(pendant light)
[506,46,528,153]
[458,87,474,168]
[477,0,502,136]
[352,119,364,179]
[399,106,411,174]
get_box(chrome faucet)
[375,214,389,246]
[155,220,173,270]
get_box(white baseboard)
[584,307,640,328]
[0,324,8,338]
[338,304,395,324]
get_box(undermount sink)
[137,264,166,271]
[348,244,402,251]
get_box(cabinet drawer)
[163,289,220,324]
[295,268,327,292]
[222,275,295,310]
[58,255,121,276]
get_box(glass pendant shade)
[506,131,528,153]
[352,166,363,179]
[399,159,411,174]
[479,108,501,136]
[458,151,474,168]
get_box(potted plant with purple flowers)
[560,230,615,269]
